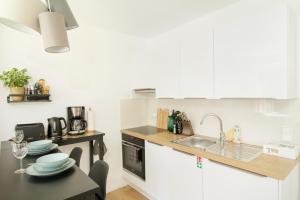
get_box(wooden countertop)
[121,128,300,180]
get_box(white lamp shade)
[0,0,47,35]
[39,12,70,53]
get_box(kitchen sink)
[172,135,216,150]
[172,135,262,162]
[207,143,262,162]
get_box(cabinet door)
[145,141,171,200]
[180,19,214,98]
[130,43,159,90]
[203,159,278,200]
[214,1,290,98]
[152,30,181,99]
[168,149,204,200]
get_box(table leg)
[89,141,94,169]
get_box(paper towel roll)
[87,107,95,131]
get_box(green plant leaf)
[0,67,31,87]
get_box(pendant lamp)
[0,0,47,35]
[39,0,70,53]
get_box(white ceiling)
[69,0,240,38]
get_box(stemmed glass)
[12,142,28,174]
[13,130,24,144]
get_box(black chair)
[88,160,109,200]
[69,147,83,167]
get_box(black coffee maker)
[67,106,87,135]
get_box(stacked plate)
[28,140,58,156]
[26,153,75,177]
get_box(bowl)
[36,153,69,168]
[28,140,52,150]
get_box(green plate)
[36,153,69,168]
[28,140,52,150]
[26,158,75,177]
[27,144,58,156]
[33,159,72,172]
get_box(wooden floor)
[106,186,148,200]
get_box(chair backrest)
[88,160,109,200]
[69,147,83,167]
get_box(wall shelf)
[7,94,51,103]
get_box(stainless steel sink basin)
[172,135,262,162]
[172,136,216,150]
[207,143,262,162]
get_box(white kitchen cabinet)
[145,0,296,99]
[145,142,204,200]
[126,140,299,200]
[152,17,214,99]
[168,149,203,200]
[145,141,171,200]
[151,30,181,99]
[203,159,278,200]
[180,19,214,99]
[213,0,296,99]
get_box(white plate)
[33,159,72,172]
[27,144,58,156]
[36,153,69,168]
[26,158,75,177]
[28,140,52,149]
[28,143,53,152]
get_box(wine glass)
[12,142,28,174]
[13,130,24,144]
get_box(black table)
[51,131,105,169]
[0,141,100,200]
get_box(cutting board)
[157,108,169,130]
[156,108,163,129]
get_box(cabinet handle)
[148,141,163,146]
[172,148,194,156]
[208,159,267,177]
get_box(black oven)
[122,134,145,180]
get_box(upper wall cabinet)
[213,0,296,99]
[146,0,296,99]
[152,30,181,99]
[180,19,214,99]
[152,17,215,99]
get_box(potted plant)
[0,68,31,101]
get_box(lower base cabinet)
[202,159,278,200]
[145,141,170,200]
[167,148,203,200]
[145,141,203,200]
[202,159,299,200]
[125,141,299,200]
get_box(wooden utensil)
[162,109,169,130]
[156,108,163,129]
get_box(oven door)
[122,141,145,180]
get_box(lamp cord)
[47,0,52,12]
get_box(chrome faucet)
[200,113,226,147]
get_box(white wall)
[0,23,146,192]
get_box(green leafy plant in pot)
[0,68,31,101]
